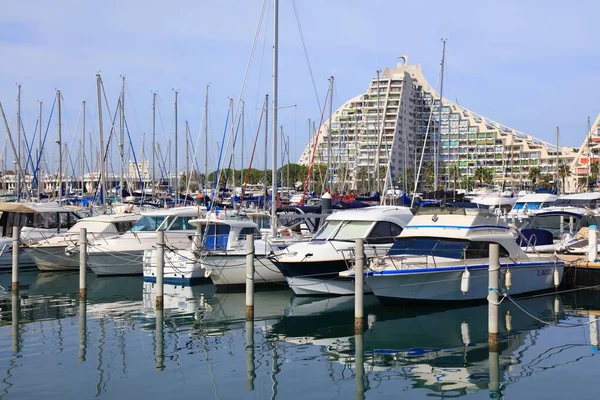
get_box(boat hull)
[275,259,371,296]
[143,249,208,285]
[367,262,564,302]
[28,245,80,271]
[204,255,285,286]
[87,250,144,276]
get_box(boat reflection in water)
[273,293,565,397]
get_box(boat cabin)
[0,202,81,238]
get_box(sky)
[1,0,599,176]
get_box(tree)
[483,168,494,184]
[474,166,486,185]
[449,163,461,191]
[423,162,434,189]
[591,162,599,183]
[461,176,474,191]
[528,167,541,186]
[558,163,571,193]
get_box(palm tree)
[591,162,599,184]
[558,163,571,193]
[474,166,486,186]
[528,167,541,186]
[449,163,461,191]
[461,176,474,191]
[423,162,434,190]
[483,168,494,184]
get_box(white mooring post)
[488,243,500,352]
[245,234,255,321]
[156,231,164,309]
[589,225,598,262]
[245,319,255,391]
[354,238,364,334]
[11,226,19,293]
[79,228,87,299]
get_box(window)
[366,222,402,244]
[115,221,135,233]
[388,237,509,258]
[204,224,231,250]
[312,220,342,241]
[333,221,373,241]
[168,216,194,231]
[130,216,166,232]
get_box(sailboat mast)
[174,90,178,204]
[81,100,86,200]
[57,90,62,204]
[119,76,125,200]
[230,97,236,210]
[587,117,592,189]
[185,121,190,199]
[96,74,106,213]
[263,94,269,211]
[435,39,446,194]
[241,101,245,190]
[38,101,43,200]
[326,77,333,193]
[271,0,279,237]
[16,85,21,200]
[204,85,209,192]
[152,92,156,200]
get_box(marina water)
[0,271,599,399]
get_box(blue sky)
[1,0,599,175]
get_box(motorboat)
[144,215,287,286]
[86,205,206,276]
[0,202,81,270]
[470,190,517,213]
[342,208,564,302]
[26,213,140,271]
[272,206,414,296]
[507,193,558,222]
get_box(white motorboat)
[0,202,81,270]
[87,205,206,276]
[272,206,414,296]
[26,213,140,271]
[470,190,517,213]
[144,215,287,286]
[342,208,564,303]
[507,193,558,222]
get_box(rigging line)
[124,115,145,193]
[211,108,231,203]
[241,105,265,202]
[291,0,322,113]
[33,97,57,187]
[253,0,271,110]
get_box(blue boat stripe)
[369,261,564,276]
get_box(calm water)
[0,272,599,399]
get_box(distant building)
[298,57,579,192]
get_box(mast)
[263,94,269,211]
[119,76,125,200]
[57,90,62,204]
[38,101,43,200]
[435,38,447,194]
[271,0,279,237]
[141,133,146,193]
[174,90,178,204]
[204,85,209,193]
[286,134,290,196]
[152,92,156,200]
[16,85,21,200]
[556,126,560,193]
[326,76,334,193]
[185,121,190,199]
[241,101,245,191]
[96,74,106,213]
[230,97,236,210]
[588,117,592,190]
[375,69,381,193]
[81,101,86,200]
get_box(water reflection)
[1,271,600,399]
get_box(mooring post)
[79,227,87,299]
[559,215,565,237]
[245,234,255,321]
[590,315,599,349]
[245,320,256,391]
[11,226,19,293]
[569,216,574,235]
[589,225,598,262]
[354,238,364,334]
[488,243,500,352]
[488,344,501,396]
[156,231,164,309]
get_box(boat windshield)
[553,198,600,208]
[166,216,194,231]
[389,237,509,259]
[311,220,342,241]
[331,221,374,241]
[130,216,166,232]
[513,202,542,211]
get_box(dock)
[558,254,600,287]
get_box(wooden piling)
[79,227,87,299]
[156,231,164,309]
[589,225,598,262]
[245,234,255,321]
[488,243,500,352]
[11,226,19,293]
[354,238,364,334]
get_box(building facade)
[298,57,578,193]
